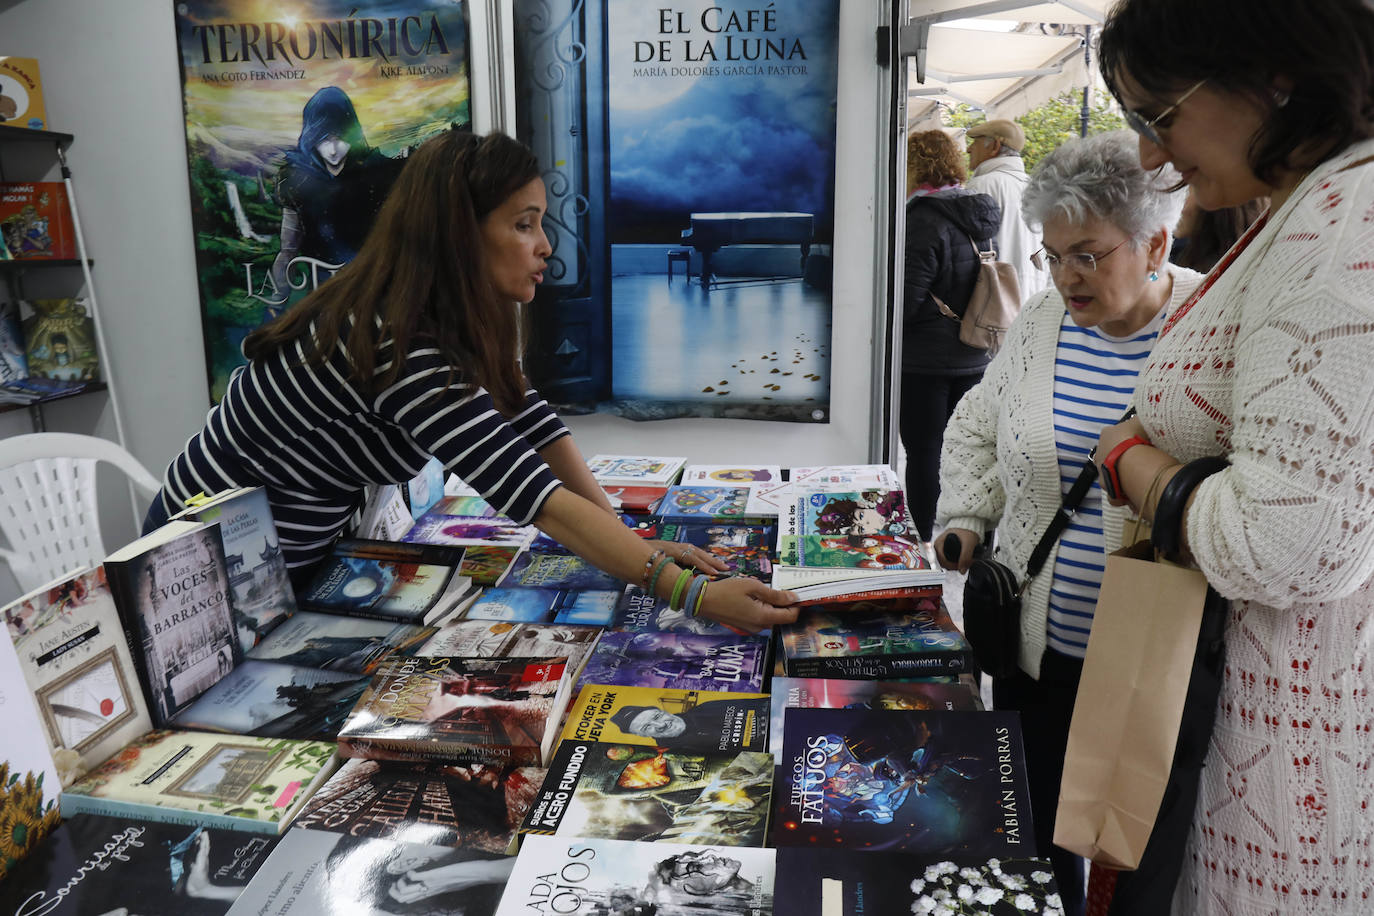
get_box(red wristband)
[1101,434,1149,501]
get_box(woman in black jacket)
[900,129,1002,544]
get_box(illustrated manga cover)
[778,603,973,679]
[246,610,435,675]
[749,464,902,516]
[22,298,99,382]
[577,631,769,693]
[771,534,943,599]
[668,521,777,578]
[0,182,74,259]
[521,742,774,847]
[0,298,28,382]
[785,488,913,537]
[773,709,1034,857]
[169,659,368,740]
[498,835,775,916]
[586,455,686,487]
[611,586,734,636]
[560,685,769,754]
[658,485,755,520]
[172,1,473,401]
[502,550,622,590]
[463,586,620,627]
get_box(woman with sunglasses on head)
[933,130,1198,916]
[1090,0,1374,911]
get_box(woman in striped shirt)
[149,130,798,634]
[933,131,1202,916]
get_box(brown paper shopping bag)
[1053,540,1210,869]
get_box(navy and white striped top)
[1046,305,1166,657]
[159,321,569,574]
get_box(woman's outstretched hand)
[645,540,730,575]
[698,576,800,634]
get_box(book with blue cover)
[502,550,622,590]
[299,539,469,625]
[463,587,620,627]
[246,610,435,675]
[611,586,734,635]
[578,631,769,692]
[778,602,973,679]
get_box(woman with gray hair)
[932,130,1199,916]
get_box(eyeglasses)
[1123,78,1207,147]
[1037,239,1129,274]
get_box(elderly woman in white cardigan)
[933,130,1200,916]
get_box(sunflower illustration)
[0,764,59,882]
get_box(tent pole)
[1079,25,1093,138]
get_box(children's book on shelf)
[520,741,774,847]
[586,454,686,488]
[772,708,1034,857]
[578,631,769,692]
[496,835,775,916]
[463,586,620,627]
[0,298,27,383]
[62,729,339,835]
[601,484,668,513]
[337,655,574,767]
[680,464,784,485]
[767,676,983,764]
[611,586,734,635]
[777,602,974,679]
[419,618,601,683]
[22,297,99,381]
[0,606,62,881]
[782,488,913,537]
[658,484,775,520]
[0,183,73,259]
[293,757,544,854]
[771,533,943,600]
[246,610,434,675]
[225,827,514,916]
[502,549,622,590]
[773,848,1063,916]
[169,487,296,652]
[298,538,470,625]
[2,566,153,784]
[402,511,534,548]
[0,812,279,916]
[103,520,243,728]
[560,684,770,754]
[169,659,369,741]
[0,56,48,130]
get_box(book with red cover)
[0,182,75,259]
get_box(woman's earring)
[1273,88,1291,107]
[1149,270,1160,282]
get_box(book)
[496,835,775,916]
[0,608,62,881]
[169,487,297,652]
[611,586,735,635]
[782,488,914,537]
[298,539,470,625]
[0,183,73,260]
[353,483,415,541]
[773,849,1062,915]
[772,708,1034,857]
[0,299,27,384]
[428,493,500,517]
[777,603,974,679]
[225,827,515,916]
[559,684,770,754]
[22,298,99,381]
[246,610,435,675]
[601,484,668,513]
[2,566,153,784]
[501,550,622,590]
[337,656,575,767]
[419,618,601,682]
[460,544,523,586]
[293,757,544,854]
[768,676,983,764]
[463,586,620,627]
[671,520,777,578]
[103,521,243,728]
[520,741,774,847]
[771,534,943,600]
[169,659,369,741]
[578,631,769,692]
[586,454,686,487]
[0,813,278,915]
[0,56,48,130]
[402,512,534,548]
[680,464,784,485]
[749,464,902,516]
[62,729,339,835]
[658,484,768,521]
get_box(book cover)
[2,566,153,784]
[22,298,99,382]
[560,685,769,754]
[668,521,777,579]
[783,489,913,537]
[502,550,622,591]
[601,484,668,513]
[0,611,62,882]
[62,730,339,835]
[0,813,278,915]
[170,659,369,741]
[680,465,784,485]
[611,587,734,636]
[0,299,27,383]
[772,708,1034,857]
[419,619,601,683]
[772,534,943,598]
[749,465,902,516]
[299,539,469,624]
[497,835,774,916]
[778,603,973,679]
[170,487,297,652]
[104,522,242,728]
[0,183,73,260]
[521,742,774,847]
[428,493,500,518]
[768,677,983,764]
[578,631,769,693]
[0,57,47,130]
[293,757,543,854]
[773,849,1064,915]
[354,484,415,542]
[463,587,620,627]
[402,512,534,548]
[225,827,514,916]
[586,455,686,488]
[460,544,523,586]
[337,656,573,767]
[658,485,757,521]
[247,610,435,675]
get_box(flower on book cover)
[0,762,61,881]
[908,858,1063,915]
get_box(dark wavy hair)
[1098,0,1374,186]
[244,130,537,415]
[907,130,968,188]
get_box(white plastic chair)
[0,433,162,594]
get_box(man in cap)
[965,119,1050,298]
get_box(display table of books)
[0,460,1064,915]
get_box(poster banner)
[516,0,839,422]
[172,0,472,401]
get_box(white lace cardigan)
[936,264,1204,679]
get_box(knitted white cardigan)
[936,264,1204,679]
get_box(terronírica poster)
[172,1,472,401]
[515,0,839,422]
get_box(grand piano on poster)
[679,211,814,288]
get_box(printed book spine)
[794,584,942,604]
[783,648,972,680]
[58,791,285,836]
[336,735,543,768]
